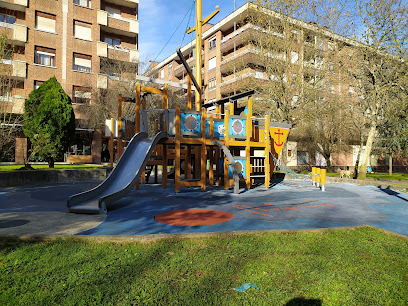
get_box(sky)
[139,0,248,70]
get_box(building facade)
[146,3,378,170]
[0,0,139,163]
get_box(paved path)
[0,180,407,236]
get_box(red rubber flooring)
[155,209,234,226]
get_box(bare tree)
[347,0,408,179]
[0,34,22,162]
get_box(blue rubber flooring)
[1,180,408,236]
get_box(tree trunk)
[324,153,332,173]
[389,152,393,176]
[358,122,376,180]
[353,143,363,179]
[48,157,55,168]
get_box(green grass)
[0,164,107,171]
[1,227,407,305]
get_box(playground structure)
[118,86,292,193]
[67,0,293,214]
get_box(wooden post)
[175,105,181,192]
[216,105,220,119]
[162,84,168,133]
[117,95,124,159]
[187,75,192,110]
[135,84,141,134]
[245,97,252,189]
[163,83,169,109]
[162,144,167,189]
[229,100,234,116]
[200,108,206,191]
[110,118,114,168]
[209,116,214,186]
[224,110,230,190]
[264,115,270,188]
[186,146,191,180]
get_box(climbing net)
[270,151,313,181]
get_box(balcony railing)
[1,0,27,11]
[0,23,27,45]
[97,41,139,63]
[0,59,27,78]
[97,10,139,35]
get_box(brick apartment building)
[0,0,139,164]
[146,2,394,170]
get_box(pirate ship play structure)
[67,0,291,214]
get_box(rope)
[181,0,195,46]
[152,1,195,63]
[270,151,313,181]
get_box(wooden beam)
[264,115,270,188]
[175,106,181,193]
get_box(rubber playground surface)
[1,180,408,237]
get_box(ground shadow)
[0,219,30,228]
[378,186,408,203]
[285,297,322,306]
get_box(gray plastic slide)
[67,132,167,214]
[212,140,239,194]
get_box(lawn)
[0,164,107,171]
[1,226,407,305]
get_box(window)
[169,64,173,75]
[74,0,91,9]
[73,53,91,72]
[104,37,120,47]
[208,77,216,90]
[0,14,16,26]
[34,46,55,67]
[74,20,92,41]
[106,6,121,18]
[34,80,44,90]
[73,86,91,104]
[297,151,309,164]
[208,57,216,71]
[35,11,56,33]
[209,37,216,50]
[291,51,299,64]
[349,85,354,97]
[160,69,164,79]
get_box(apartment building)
[146,2,368,169]
[0,0,139,163]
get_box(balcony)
[104,0,139,8]
[0,59,27,78]
[97,41,139,63]
[220,68,268,95]
[221,24,259,52]
[11,96,25,114]
[0,23,27,46]
[0,0,27,12]
[97,73,136,89]
[220,46,261,73]
[97,10,139,37]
